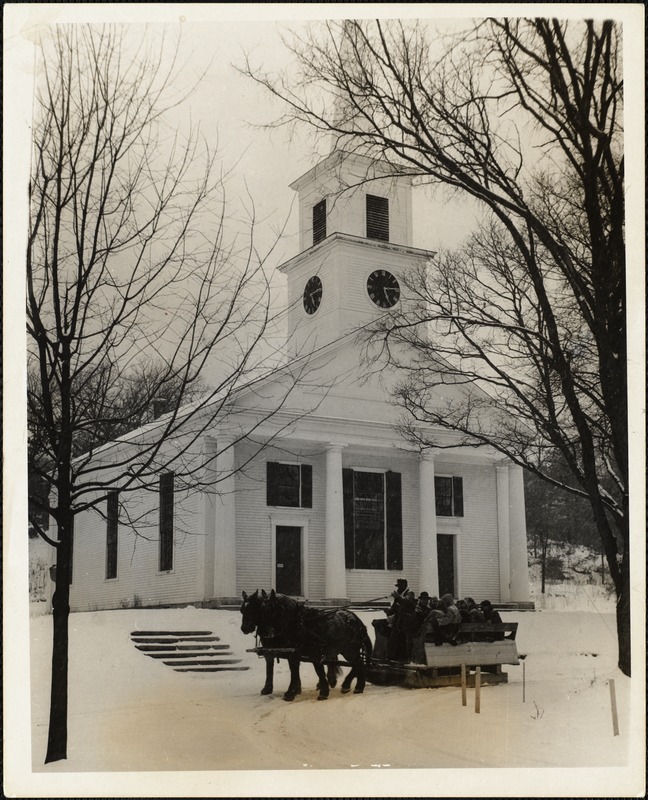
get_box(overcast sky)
[4,2,644,512]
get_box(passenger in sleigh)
[372,578,410,660]
[406,591,434,664]
[386,588,417,661]
[478,600,505,641]
[427,593,462,646]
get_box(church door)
[275,526,302,596]
[437,534,456,598]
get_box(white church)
[66,146,531,612]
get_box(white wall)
[68,467,202,612]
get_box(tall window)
[366,195,389,241]
[343,469,402,570]
[267,462,312,508]
[313,199,327,245]
[435,476,464,517]
[106,492,119,579]
[159,472,174,572]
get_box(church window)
[159,472,174,571]
[366,194,389,241]
[435,476,464,517]
[343,469,402,570]
[313,199,327,245]
[267,462,313,508]
[106,492,119,580]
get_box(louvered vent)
[366,194,389,241]
[313,199,327,245]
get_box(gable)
[232,331,472,433]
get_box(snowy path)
[28,606,634,775]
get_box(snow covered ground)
[9,592,644,798]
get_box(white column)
[213,438,237,599]
[419,453,439,596]
[496,465,511,602]
[325,444,347,600]
[200,436,218,602]
[508,464,531,602]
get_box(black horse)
[240,589,341,700]
[243,589,372,701]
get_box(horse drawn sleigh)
[241,590,519,700]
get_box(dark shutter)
[301,464,312,508]
[313,199,327,245]
[267,462,278,506]
[343,468,355,568]
[452,476,464,517]
[106,492,118,579]
[385,471,403,570]
[159,472,174,572]
[366,195,389,241]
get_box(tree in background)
[524,457,602,593]
[28,24,303,763]
[244,18,630,674]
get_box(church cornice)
[288,149,412,193]
[277,231,436,275]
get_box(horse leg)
[352,658,366,694]
[340,646,367,694]
[340,665,355,693]
[353,640,370,694]
[314,661,330,700]
[283,655,302,702]
[260,654,274,695]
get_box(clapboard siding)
[69,477,201,612]
[436,461,501,602]
[234,441,327,597]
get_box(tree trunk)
[616,545,631,677]
[44,516,72,763]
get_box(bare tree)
[242,18,630,674]
[28,23,305,763]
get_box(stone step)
[131,636,221,644]
[135,644,230,652]
[173,666,250,673]
[143,651,234,659]
[131,628,248,676]
[130,630,213,636]
[162,658,242,667]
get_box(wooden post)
[475,666,481,714]
[609,679,619,736]
[522,660,526,703]
[461,664,467,706]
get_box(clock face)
[367,269,400,309]
[303,275,323,315]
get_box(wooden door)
[275,526,302,596]
[437,534,456,597]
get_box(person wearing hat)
[428,593,462,645]
[465,597,484,623]
[387,588,416,661]
[385,578,409,618]
[480,600,505,641]
[371,578,410,659]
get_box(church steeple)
[277,93,433,358]
[289,151,414,252]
